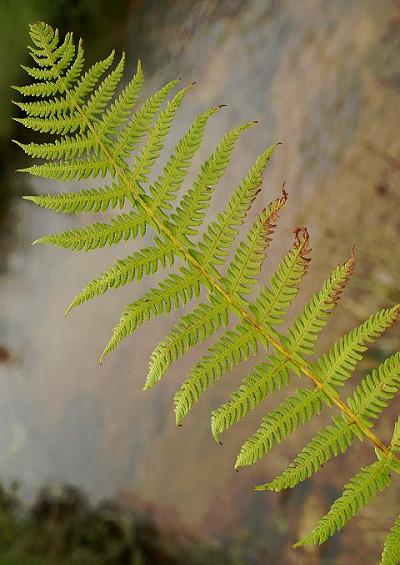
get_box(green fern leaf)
[129,84,194,184]
[390,415,400,453]
[100,267,204,362]
[315,306,400,390]
[169,122,256,239]
[236,387,324,469]
[293,458,392,547]
[15,23,400,559]
[65,240,174,314]
[98,59,143,134]
[14,50,117,119]
[99,123,256,359]
[147,106,221,213]
[23,183,129,214]
[260,415,356,491]
[111,79,179,161]
[381,515,400,565]
[14,38,85,98]
[33,211,146,251]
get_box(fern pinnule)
[22,183,129,214]
[32,211,146,251]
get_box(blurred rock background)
[0,0,399,563]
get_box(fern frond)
[14,38,85,98]
[259,415,356,491]
[174,322,260,425]
[211,252,355,441]
[197,145,280,265]
[102,193,270,364]
[21,33,75,80]
[99,122,256,361]
[15,48,122,148]
[15,133,98,161]
[19,156,113,180]
[15,23,400,559]
[249,227,311,325]
[349,353,400,425]
[381,515,400,565]
[263,353,400,491]
[65,106,229,309]
[23,106,218,219]
[293,458,392,547]
[145,299,227,390]
[98,59,143,134]
[80,53,126,121]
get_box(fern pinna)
[14,22,400,559]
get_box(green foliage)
[263,352,400,491]
[382,514,400,565]
[293,457,393,547]
[15,22,400,562]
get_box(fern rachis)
[15,22,400,561]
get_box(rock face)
[0,1,399,563]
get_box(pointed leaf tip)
[64,303,74,316]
